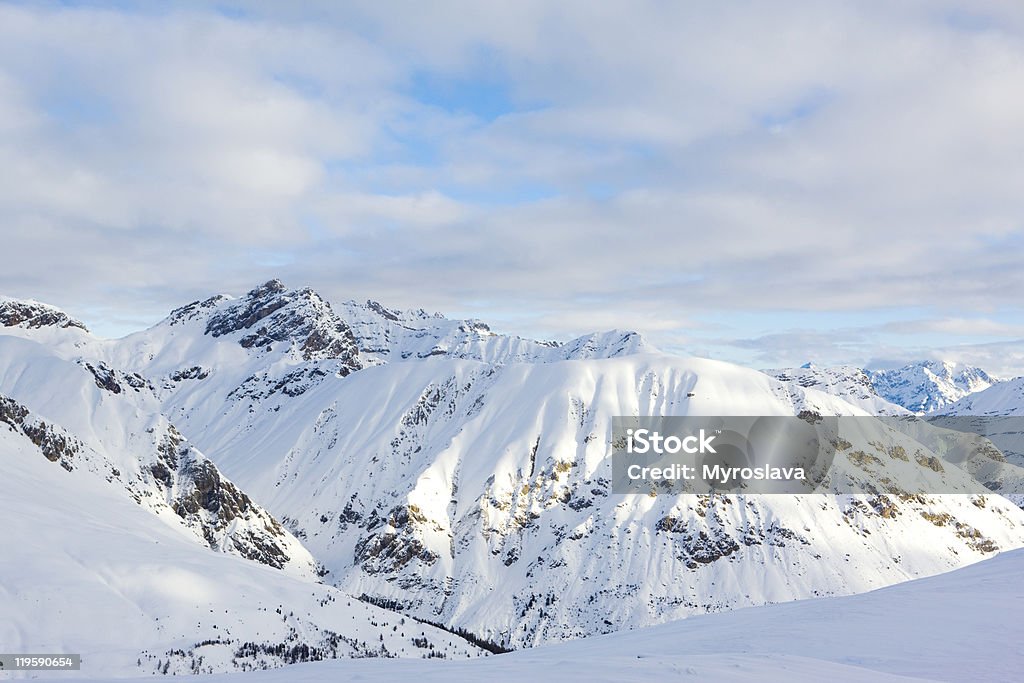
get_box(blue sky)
[2,1,1024,374]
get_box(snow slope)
[50,547,1024,682]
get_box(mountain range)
[766,360,1003,416]
[3,282,1024,677]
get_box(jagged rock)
[167,295,230,326]
[0,394,81,468]
[169,366,210,382]
[203,281,362,367]
[0,298,88,331]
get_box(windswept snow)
[47,547,1024,681]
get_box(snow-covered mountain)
[336,297,648,365]
[0,402,484,677]
[116,279,648,374]
[870,360,999,413]
[767,361,1000,415]
[0,333,319,578]
[5,280,1024,666]
[0,313,487,677]
[765,363,909,415]
[29,283,1024,646]
[164,351,1021,649]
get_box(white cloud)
[882,318,1024,337]
[0,1,1023,369]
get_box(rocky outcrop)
[0,394,81,471]
[80,360,153,395]
[166,295,230,326]
[354,505,441,577]
[140,423,308,571]
[204,280,362,368]
[1,386,313,577]
[0,298,88,331]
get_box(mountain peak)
[0,297,89,332]
[137,283,653,404]
[201,281,361,366]
[250,278,287,297]
[364,299,402,322]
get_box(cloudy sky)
[2,1,1024,373]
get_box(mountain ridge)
[4,281,1024,657]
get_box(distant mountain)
[940,376,1024,416]
[767,360,1004,416]
[764,363,908,416]
[870,360,999,413]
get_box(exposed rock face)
[354,504,441,578]
[169,365,209,382]
[80,360,154,395]
[0,394,81,471]
[166,294,230,326]
[0,332,320,579]
[203,280,362,368]
[146,424,297,570]
[0,298,88,331]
